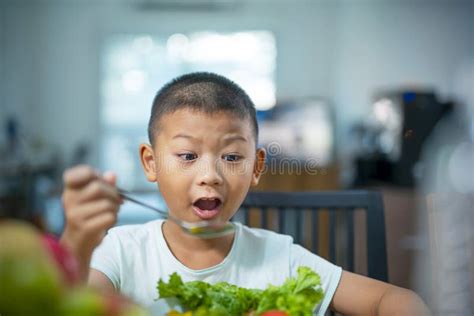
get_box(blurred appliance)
[353,90,452,187]
[0,116,60,227]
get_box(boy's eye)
[223,154,241,162]
[178,153,197,161]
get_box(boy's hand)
[59,165,122,282]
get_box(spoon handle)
[117,188,168,217]
[117,188,187,228]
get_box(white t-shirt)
[91,219,342,315]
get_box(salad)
[156,266,324,316]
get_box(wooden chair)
[235,190,388,282]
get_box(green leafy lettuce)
[157,266,324,316]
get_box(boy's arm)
[59,165,121,283]
[330,271,430,316]
[88,268,116,292]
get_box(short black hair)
[147,72,258,144]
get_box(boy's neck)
[161,220,235,270]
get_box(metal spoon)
[117,188,235,238]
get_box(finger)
[102,171,117,186]
[63,165,99,189]
[76,180,122,204]
[102,171,124,203]
[66,199,120,224]
[83,212,118,236]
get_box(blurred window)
[100,31,276,190]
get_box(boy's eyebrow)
[172,133,248,143]
[223,135,248,143]
[172,133,195,140]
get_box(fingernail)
[103,170,115,177]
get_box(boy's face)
[140,108,265,224]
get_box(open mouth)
[192,198,222,220]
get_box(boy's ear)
[251,147,266,186]
[139,143,158,182]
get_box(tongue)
[194,199,219,210]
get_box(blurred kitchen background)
[1,0,473,314]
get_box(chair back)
[235,190,388,282]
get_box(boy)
[60,72,429,315]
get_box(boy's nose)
[197,159,224,186]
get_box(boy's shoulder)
[236,223,294,248]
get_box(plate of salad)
[150,266,324,316]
